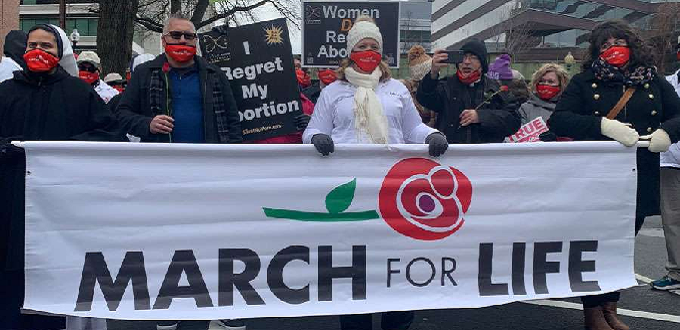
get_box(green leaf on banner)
[325,178,356,214]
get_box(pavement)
[108,216,680,330]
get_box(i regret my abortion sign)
[200,18,302,141]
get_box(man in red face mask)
[0,23,125,330]
[116,13,242,147]
[116,14,242,330]
[416,39,521,144]
[77,51,119,104]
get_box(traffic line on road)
[522,300,680,323]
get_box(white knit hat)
[77,51,101,67]
[346,19,383,54]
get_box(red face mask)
[318,69,337,85]
[457,69,482,85]
[79,71,99,85]
[600,46,630,67]
[296,69,311,88]
[535,84,561,101]
[113,85,124,93]
[165,44,196,63]
[23,49,60,73]
[350,50,382,73]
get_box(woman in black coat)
[549,20,680,330]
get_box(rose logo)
[378,158,472,240]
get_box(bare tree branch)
[135,15,164,33]
[196,0,269,29]
[170,0,182,14]
[131,0,300,35]
[190,0,210,25]
[649,3,680,74]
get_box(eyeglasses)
[164,31,197,41]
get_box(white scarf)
[344,67,389,144]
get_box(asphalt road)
[108,216,680,330]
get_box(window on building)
[20,17,98,36]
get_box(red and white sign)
[507,118,549,143]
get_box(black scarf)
[591,57,656,87]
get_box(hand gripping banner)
[19,142,638,320]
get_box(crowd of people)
[1,13,680,330]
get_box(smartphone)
[443,50,465,64]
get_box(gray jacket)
[518,94,557,125]
[662,70,680,168]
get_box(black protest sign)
[200,18,302,142]
[302,1,400,68]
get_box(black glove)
[311,134,334,156]
[426,132,448,157]
[538,131,557,142]
[295,114,311,132]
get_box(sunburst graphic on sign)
[264,25,284,45]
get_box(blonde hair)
[530,63,570,94]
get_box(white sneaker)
[209,319,246,330]
[156,323,179,330]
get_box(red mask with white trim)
[350,50,382,73]
[23,49,60,73]
[79,71,99,85]
[165,44,196,63]
[600,46,630,67]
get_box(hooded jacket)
[3,30,27,68]
[0,25,125,142]
[0,31,26,83]
[0,68,125,142]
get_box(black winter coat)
[116,54,242,143]
[1,67,124,272]
[550,69,680,217]
[0,67,125,141]
[416,73,520,144]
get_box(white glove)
[601,118,639,147]
[641,129,671,153]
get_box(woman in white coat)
[302,17,448,158]
[302,16,447,330]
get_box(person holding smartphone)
[416,39,520,144]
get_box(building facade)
[18,0,175,55]
[400,0,432,54]
[19,0,100,51]
[1,0,20,51]
[431,0,677,51]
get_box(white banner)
[21,142,638,320]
